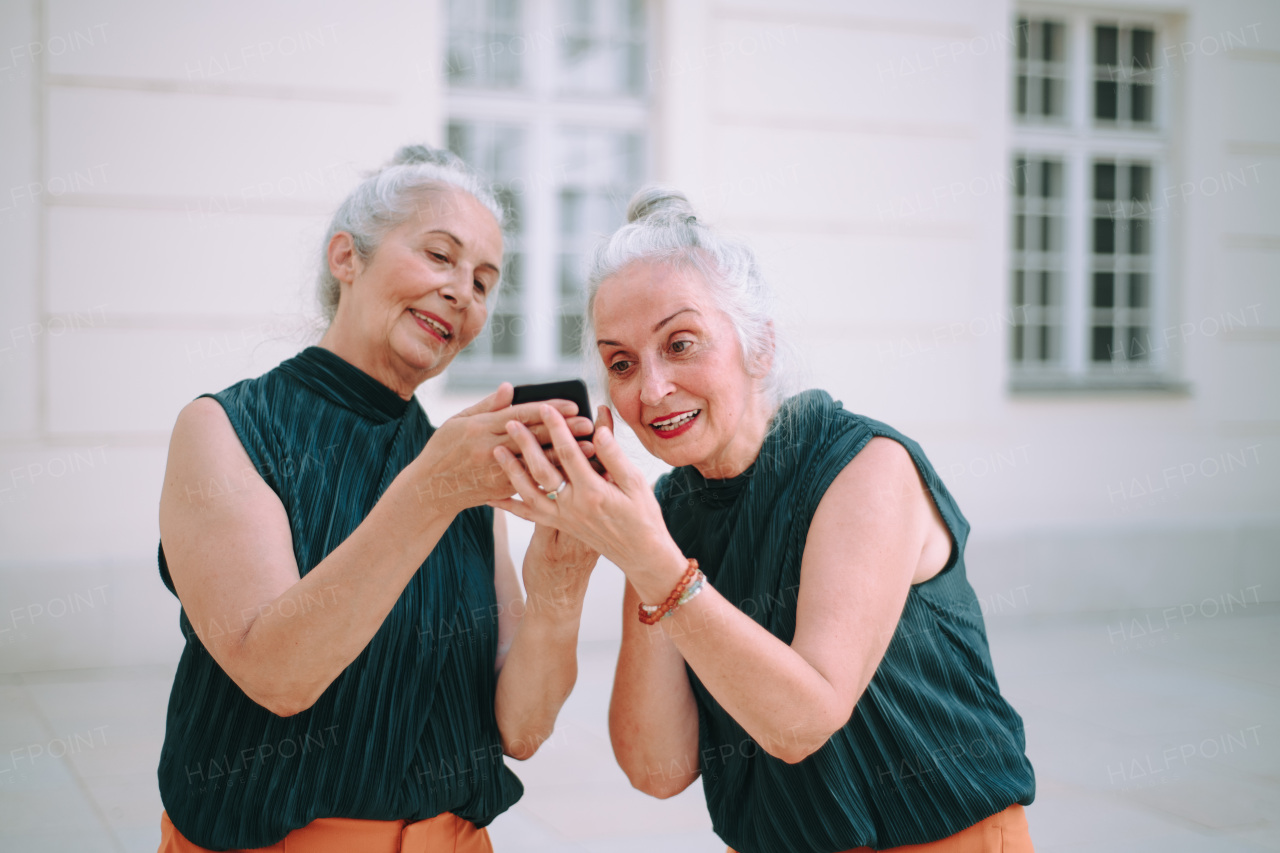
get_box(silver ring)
[545,479,568,501]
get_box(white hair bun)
[389,144,466,170]
[626,186,698,224]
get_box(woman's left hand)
[521,522,599,614]
[490,406,688,603]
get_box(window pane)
[555,127,645,358]
[1041,161,1062,198]
[1090,160,1155,370]
[1128,217,1149,254]
[1095,25,1119,66]
[1129,273,1148,308]
[1129,165,1150,201]
[1095,80,1118,120]
[1043,78,1063,116]
[1093,273,1115,308]
[555,0,647,96]
[1043,21,1063,62]
[1093,22,1158,127]
[1092,326,1114,362]
[1009,155,1064,367]
[1039,324,1056,361]
[446,120,528,363]
[446,0,524,88]
[1132,84,1153,123]
[1132,29,1155,69]
[1093,217,1115,254]
[1127,327,1149,361]
[1094,162,1116,201]
[559,313,584,356]
[1014,18,1067,121]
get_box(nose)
[638,360,675,408]
[438,267,475,311]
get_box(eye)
[428,250,449,263]
[608,359,633,374]
[473,279,487,295]
[670,339,692,354]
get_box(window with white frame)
[444,0,649,387]
[1010,9,1174,389]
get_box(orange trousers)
[730,804,1033,853]
[159,810,493,853]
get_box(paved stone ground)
[2,605,1277,852]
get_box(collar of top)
[280,346,417,423]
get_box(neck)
[691,393,775,480]
[318,320,418,401]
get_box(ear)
[327,231,360,286]
[750,320,776,379]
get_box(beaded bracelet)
[638,559,704,625]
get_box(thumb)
[459,382,514,417]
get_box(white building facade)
[1,0,1276,671]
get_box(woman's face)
[330,188,502,395]
[593,262,771,478]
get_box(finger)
[590,422,640,492]
[492,444,553,504]
[597,405,615,432]
[521,417,593,447]
[459,383,514,417]
[487,497,537,523]
[505,399,582,427]
[543,439,597,466]
[504,420,569,492]
[539,405,599,485]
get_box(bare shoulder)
[170,397,245,459]
[827,435,921,508]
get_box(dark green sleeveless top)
[654,390,1034,853]
[156,346,522,850]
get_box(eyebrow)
[596,307,700,348]
[427,229,500,276]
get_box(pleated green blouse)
[654,390,1035,853]
[156,346,522,851]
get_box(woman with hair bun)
[154,145,599,852]
[491,187,1037,852]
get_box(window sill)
[1009,372,1191,396]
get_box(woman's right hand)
[412,383,596,516]
[488,405,690,604]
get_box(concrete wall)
[1,0,1277,672]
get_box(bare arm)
[493,409,950,773]
[608,579,702,797]
[493,518,598,759]
[159,387,592,717]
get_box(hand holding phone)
[511,380,594,441]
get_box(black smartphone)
[511,379,594,441]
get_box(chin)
[641,437,702,470]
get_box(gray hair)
[581,186,795,409]
[317,144,506,324]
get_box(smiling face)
[594,261,773,479]
[322,188,503,397]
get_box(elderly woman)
[491,189,1036,853]
[154,145,598,852]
